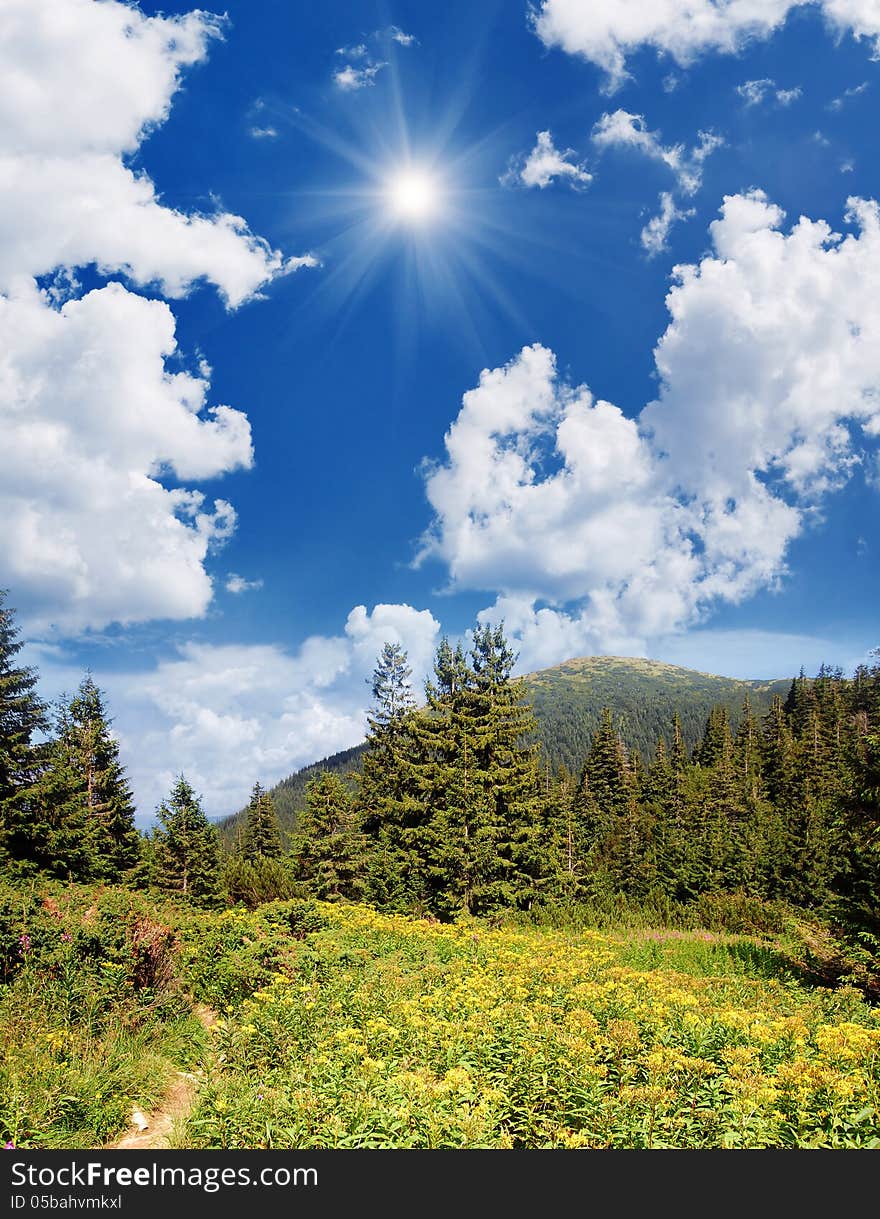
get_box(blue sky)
[2,0,880,818]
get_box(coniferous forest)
[4,589,877,949]
[2,585,880,1149]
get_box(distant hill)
[219,655,792,844]
[524,655,791,776]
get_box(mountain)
[524,655,791,775]
[219,656,793,844]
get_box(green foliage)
[180,903,880,1149]
[152,776,226,908]
[0,881,206,1149]
[220,658,793,843]
[240,782,282,861]
[37,677,140,883]
[354,626,546,919]
[225,853,295,909]
[0,591,49,873]
[295,771,366,902]
[180,899,327,1009]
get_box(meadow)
[2,883,878,1149]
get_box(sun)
[386,168,440,223]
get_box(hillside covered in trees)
[221,656,793,844]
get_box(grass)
[181,904,880,1149]
[0,884,209,1148]
[2,883,878,1149]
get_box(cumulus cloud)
[0,0,314,634]
[31,604,441,818]
[0,280,252,632]
[0,0,293,307]
[501,130,593,190]
[420,192,880,662]
[531,0,880,91]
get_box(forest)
[2,587,879,1148]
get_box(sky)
[2,0,880,821]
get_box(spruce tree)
[12,674,139,881]
[358,642,427,910]
[297,771,365,901]
[68,676,140,878]
[461,624,543,913]
[0,591,49,872]
[583,708,653,895]
[225,781,289,906]
[242,782,282,860]
[152,776,225,907]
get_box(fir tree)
[152,776,225,907]
[66,676,139,878]
[461,623,544,913]
[358,642,427,910]
[241,782,282,860]
[297,771,365,901]
[0,591,49,872]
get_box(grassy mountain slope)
[220,656,793,843]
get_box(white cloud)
[737,78,803,106]
[420,192,880,659]
[0,280,252,633]
[592,111,720,254]
[531,1,880,91]
[641,192,696,256]
[0,0,296,308]
[502,130,593,190]
[0,153,288,308]
[388,27,418,47]
[829,79,870,108]
[333,62,387,90]
[592,111,722,196]
[250,126,278,140]
[0,0,315,634]
[332,24,417,90]
[31,604,441,819]
[225,574,264,595]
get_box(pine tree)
[225,781,288,906]
[152,776,225,907]
[242,782,282,860]
[460,623,543,913]
[583,708,653,895]
[358,642,427,910]
[547,765,587,900]
[0,591,49,872]
[297,771,365,901]
[67,676,139,878]
[831,731,880,939]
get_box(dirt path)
[108,1003,218,1151]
